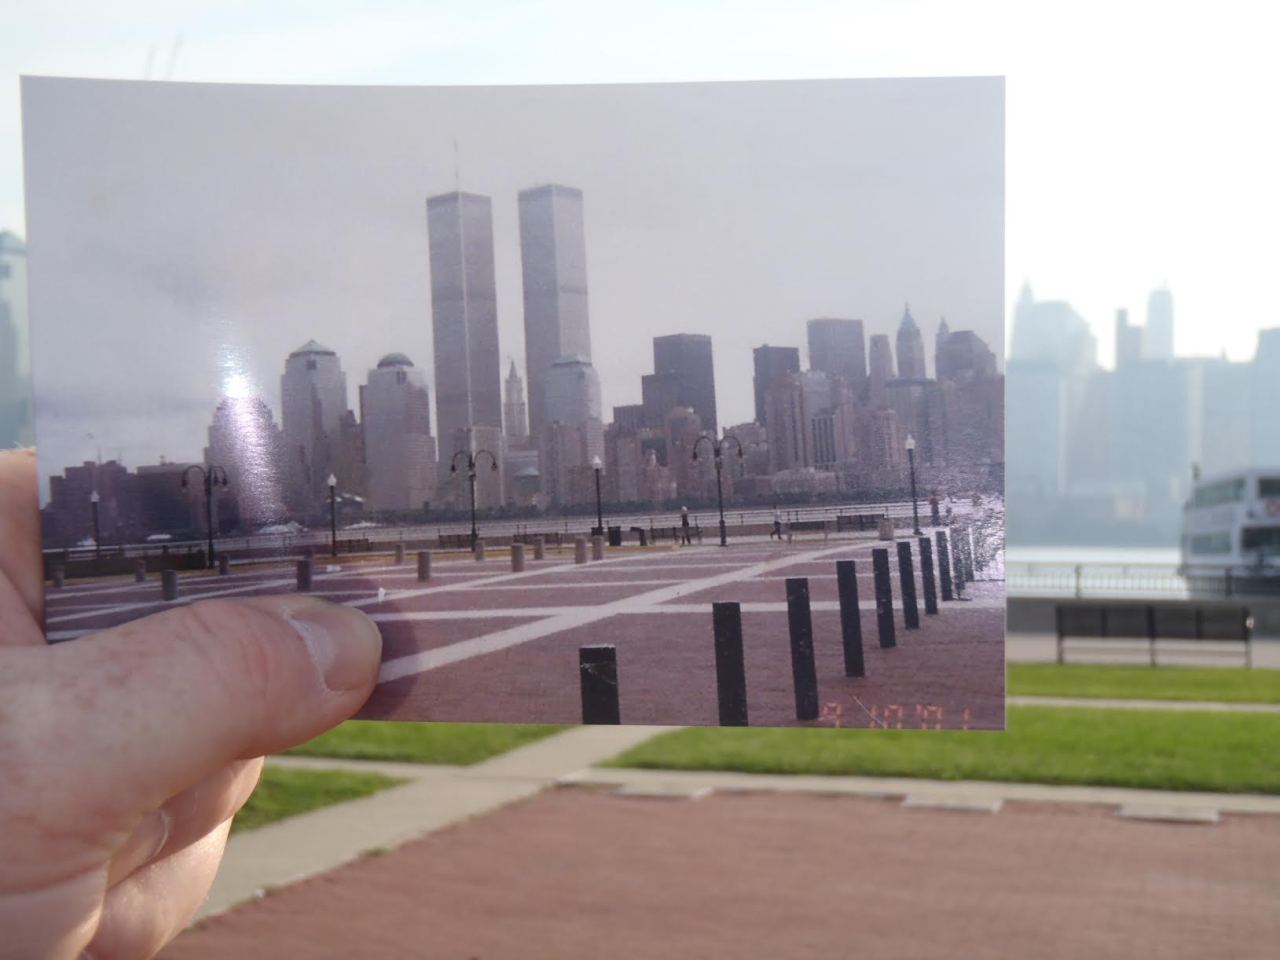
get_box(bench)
[836,513,885,532]
[1055,603,1254,667]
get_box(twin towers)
[428,184,594,498]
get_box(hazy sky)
[23,75,1001,491]
[4,0,1277,375]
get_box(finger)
[87,819,232,960]
[0,569,44,647]
[0,447,43,630]
[6,595,381,865]
[106,758,263,888]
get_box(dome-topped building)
[377,352,414,369]
[289,339,337,358]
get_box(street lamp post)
[592,455,604,537]
[181,464,229,569]
[450,449,499,550]
[89,490,101,564]
[327,473,338,558]
[692,433,744,547]
[905,434,922,535]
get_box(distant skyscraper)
[504,360,529,442]
[542,354,604,505]
[896,304,927,379]
[0,230,30,448]
[937,330,998,382]
[1145,287,1174,360]
[868,334,895,386]
[360,353,437,513]
[652,333,717,435]
[204,396,286,528]
[1115,308,1143,369]
[934,317,951,378]
[428,191,503,459]
[280,340,350,513]
[807,318,866,387]
[519,184,592,440]
[752,345,801,425]
[1009,283,1096,376]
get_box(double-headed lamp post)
[181,464,229,569]
[592,455,604,536]
[450,449,499,549]
[692,433,744,547]
[327,473,338,558]
[89,489,101,563]
[905,434,922,535]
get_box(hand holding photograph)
[23,75,1005,728]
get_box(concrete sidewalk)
[200,725,668,919]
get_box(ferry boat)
[1181,467,1280,581]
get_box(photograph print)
[23,75,1006,728]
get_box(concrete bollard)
[296,558,313,592]
[161,569,179,601]
[785,577,820,721]
[591,534,605,561]
[533,537,545,561]
[896,541,920,630]
[871,547,896,649]
[836,560,865,678]
[713,602,749,726]
[574,536,588,565]
[218,554,230,576]
[936,531,954,601]
[474,539,485,561]
[417,550,432,582]
[51,564,66,590]
[511,542,525,572]
[918,536,939,615]
[134,559,147,583]
[394,543,406,565]
[877,516,895,540]
[579,644,621,724]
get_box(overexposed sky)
[3,0,1278,369]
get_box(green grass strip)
[1008,664,1280,703]
[286,720,566,766]
[607,707,1280,794]
[233,767,404,833]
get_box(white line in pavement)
[375,542,859,683]
[649,600,1005,613]
[371,608,576,621]
[45,577,297,624]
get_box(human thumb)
[8,595,382,834]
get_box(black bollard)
[218,554,230,576]
[161,569,179,601]
[579,645,621,724]
[871,548,896,649]
[962,526,976,582]
[935,531,954,601]
[836,560,865,678]
[713,602,749,726]
[417,550,432,582]
[897,541,920,630]
[918,536,939,615]
[296,558,313,592]
[785,578,820,721]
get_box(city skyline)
[21,76,1002,498]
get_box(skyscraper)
[935,317,952,378]
[1145,286,1174,360]
[807,318,866,387]
[428,191,503,460]
[652,333,717,435]
[504,360,528,442]
[519,184,592,440]
[896,304,927,379]
[280,340,350,513]
[1115,308,1143,369]
[868,334,895,384]
[360,353,437,513]
[204,396,286,528]
[542,354,604,505]
[752,345,801,425]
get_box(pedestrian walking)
[929,492,941,526]
[680,506,692,545]
[771,508,783,540]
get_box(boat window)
[1259,478,1280,498]
[1192,478,1245,507]
[1241,527,1280,551]
[1190,532,1232,554]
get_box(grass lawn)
[232,767,405,833]
[285,720,566,766]
[1008,663,1280,703]
[607,707,1280,794]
